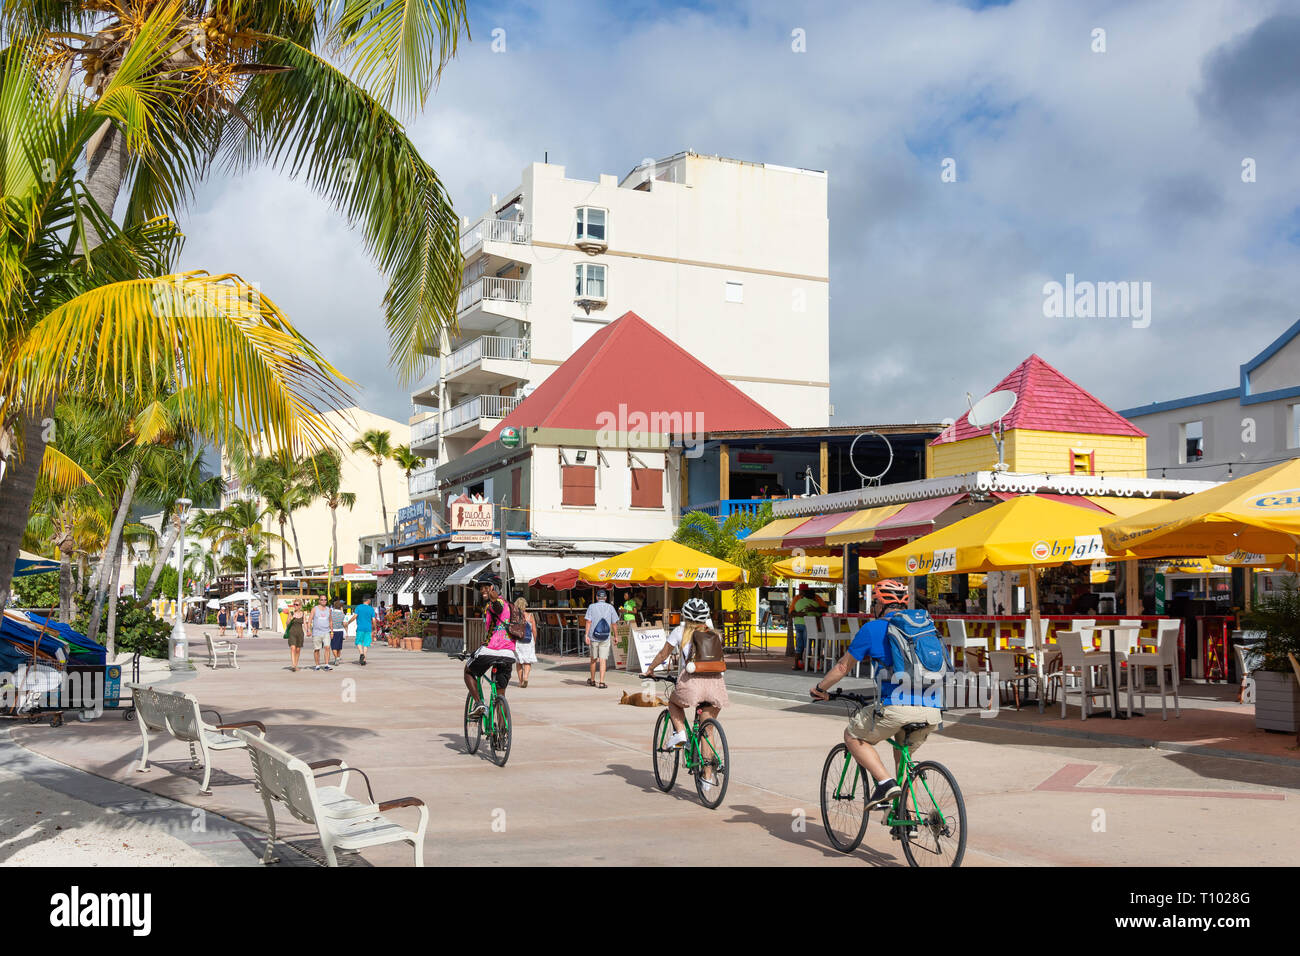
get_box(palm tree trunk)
[0,409,50,612]
[279,517,288,573]
[58,549,73,622]
[289,513,304,573]
[83,126,127,248]
[141,518,180,602]
[87,463,140,642]
[330,504,339,570]
[375,462,389,538]
[105,542,124,658]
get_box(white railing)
[446,335,531,374]
[410,415,440,447]
[407,462,439,497]
[443,394,519,432]
[460,217,532,256]
[457,277,531,314]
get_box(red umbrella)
[528,569,587,590]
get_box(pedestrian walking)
[351,595,376,665]
[250,603,261,635]
[513,597,537,687]
[284,602,306,671]
[584,589,620,689]
[217,606,228,637]
[234,605,247,639]
[329,599,347,667]
[308,596,332,670]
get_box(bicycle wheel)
[651,710,679,792]
[694,718,730,809]
[819,744,870,852]
[488,695,512,767]
[463,693,482,755]
[899,760,967,868]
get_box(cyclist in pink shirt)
[463,575,516,718]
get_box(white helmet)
[681,598,711,623]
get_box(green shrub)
[70,594,171,658]
[1243,581,1300,673]
[12,570,60,609]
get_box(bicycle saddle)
[902,721,931,734]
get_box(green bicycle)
[455,653,512,767]
[819,690,966,867]
[647,674,730,809]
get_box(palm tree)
[138,445,224,602]
[307,449,357,570]
[392,444,426,480]
[250,452,313,573]
[350,429,396,539]
[0,36,352,612]
[673,505,778,616]
[5,1,467,374]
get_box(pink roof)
[470,312,788,451]
[932,355,1146,446]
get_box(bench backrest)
[235,730,320,826]
[205,633,218,652]
[126,683,204,741]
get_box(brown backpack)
[687,628,727,674]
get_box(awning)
[742,516,818,552]
[509,554,580,583]
[413,565,455,596]
[782,511,861,550]
[868,493,969,541]
[378,570,411,595]
[445,559,495,588]
[822,505,906,547]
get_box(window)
[630,468,663,509]
[561,465,596,507]
[1069,449,1095,475]
[1178,421,1204,464]
[725,280,743,303]
[575,263,606,299]
[575,207,607,243]
[1290,404,1300,449]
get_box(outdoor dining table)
[1090,624,1142,718]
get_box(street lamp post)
[167,498,193,670]
[246,544,255,622]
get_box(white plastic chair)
[1053,630,1117,720]
[801,615,822,672]
[943,619,988,672]
[1125,619,1182,720]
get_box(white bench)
[235,730,428,867]
[205,633,238,669]
[128,684,266,795]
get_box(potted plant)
[1243,581,1300,733]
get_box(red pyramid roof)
[471,312,787,452]
[932,354,1146,446]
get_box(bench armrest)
[200,707,224,725]
[378,796,425,812]
[314,766,375,804]
[218,720,266,737]
[308,758,345,770]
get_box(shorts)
[466,647,513,690]
[331,631,344,651]
[312,631,330,651]
[669,671,729,711]
[847,704,942,749]
[588,638,611,661]
[355,629,372,648]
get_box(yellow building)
[927,354,1147,478]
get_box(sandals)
[598,682,608,689]
[586,678,596,686]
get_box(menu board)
[627,626,670,675]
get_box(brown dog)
[619,690,667,707]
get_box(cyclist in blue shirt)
[810,579,943,808]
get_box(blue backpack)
[592,614,611,640]
[882,610,952,702]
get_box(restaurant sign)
[450,495,494,533]
[394,500,438,546]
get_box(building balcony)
[409,414,440,455]
[444,335,530,389]
[683,499,781,520]
[407,460,440,500]
[460,216,532,260]
[442,393,519,439]
[456,277,531,332]
[411,382,439,409]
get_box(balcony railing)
[410,415,440,447]
[408,462,439,497]
[443,393,519,432]
[683,499,781,520]
[457,277,531,315]
[446,335,531,375]
[460,217,532,257]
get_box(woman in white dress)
[512,597,537,687]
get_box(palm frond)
[39,442,95,492]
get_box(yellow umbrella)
[773,555,879,583]
[1100,458,1300,557]
[876,496,1134,649]
[577,540,747,589]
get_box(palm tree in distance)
[307,449,357,571]
[350,430,395,540]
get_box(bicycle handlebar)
[821,688,873,707]
[641,671,677,684]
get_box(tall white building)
[407,150,830,502]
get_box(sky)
[175,0,1300,429]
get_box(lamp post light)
[168,498,193,670]
[245,543,255,620]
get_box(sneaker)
[667,730,687,750]
[865,781,902,809]
[468,702,486,718]
[700,777,716,795]
[360,659,367,666]
[792,660,805,671]
[311,665,320,671]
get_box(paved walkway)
[6,630,1298,866]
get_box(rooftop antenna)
[967,389,1017,473]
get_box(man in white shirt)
[584,590,621,688]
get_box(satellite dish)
[967,390,1017,429]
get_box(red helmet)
[872,579,909,607]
